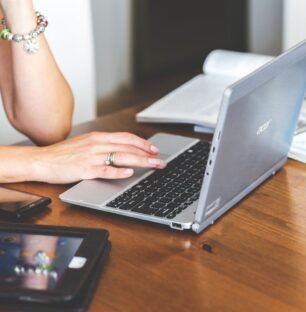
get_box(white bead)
[38,25,46,33]
[23,34,31,41]
[31,31,38,38]
[13,34,22,42]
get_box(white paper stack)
[288,99,306,163]
[289,132,306,163]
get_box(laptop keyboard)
[106,141,211,219]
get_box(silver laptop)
[60,40,306,234]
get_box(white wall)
[91,0,283,100]
[91,0,132,99]
[248,0,283,56]
[283,0,306,50]
[91,0,285,99]
[0,0,96,144]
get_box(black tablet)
[0,223,109,304]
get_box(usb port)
[171,222,183,230]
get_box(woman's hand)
[11,132,166,184]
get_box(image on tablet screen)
[0,232,83,290]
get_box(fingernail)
[148,158,165,166]
[160,162,167,168]
[124,169,134,176]
[150,145,159,153]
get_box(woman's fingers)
[90,152,166,169]
[95,166,134,179]
[109,152,166,168]
[92,153,166,179]
[86,143,150,157]
[86,132,159,155]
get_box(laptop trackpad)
[155,152,170,161]
[60,153,171,205]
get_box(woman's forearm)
[0,0,74,145]
[0,0,36,32]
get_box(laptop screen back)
[195,41,306,226]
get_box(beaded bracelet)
[0,11,48,54]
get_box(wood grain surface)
[3,105,306,312]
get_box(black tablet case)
[0,240,111,312]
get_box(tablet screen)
[0,232,83,290]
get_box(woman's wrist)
[0,145,42,183]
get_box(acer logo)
[256,119,272,136]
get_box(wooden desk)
[4,105,306,312]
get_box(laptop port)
[171,222,183,230]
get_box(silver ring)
[105,152,116,166]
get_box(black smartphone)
[0,186,51,219]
